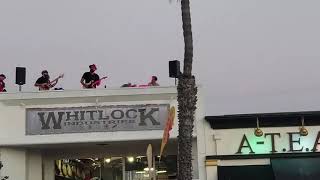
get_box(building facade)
[0,86,205,180]
[204,112,320,180]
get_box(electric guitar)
[39,74,64,90]
[83,76,108,88]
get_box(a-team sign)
[236,131,320,154]
[26,104,169,135]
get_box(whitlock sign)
[26,104,169,135]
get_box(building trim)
[205,111,320,129]
[205,159,218,166]
[206,152,320,160]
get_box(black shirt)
[36,76,50,90]
[0,81,5,92]
[82,72,100,88]
[36,76,49,84]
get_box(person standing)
[35,70,60,91]
[0,74,7,92]
[80,64,101,89]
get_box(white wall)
[0,148,43,180]
[0,148,27,180]
[27,150,42,180]
[43,156,55,180]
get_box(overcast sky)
[1,0,320,115]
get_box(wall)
[43,156,55,180]
[0,148,26,180]
[27,150,42,180]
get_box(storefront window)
[218,165,274,180]
[272,157,320,180]
[54,155,177,180]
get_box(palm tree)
[177,0,197,179]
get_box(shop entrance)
[54,155,177,180]
[42,140,178,180]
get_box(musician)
[81,64,100,88]
[148,76,159,86]
[35,70,59,91]
[0,74,7,92]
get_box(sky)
[0,0,320,115]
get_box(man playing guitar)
[0,74,7,92]
[35,70,63,91]
[81,64,107,89]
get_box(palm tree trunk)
[180,0,193,77]
[177,76,197,180]
[177,0,197,179]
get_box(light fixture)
[144,167,150,171]
[254,117,263,137]
[157,170,167,174]
[127,157,134,163]
[143,167,154,172]
[105,158,111,163]
[299,116,308,136]
[135,171,145,174]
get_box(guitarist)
[35,70,61,91]
[81,64,102,89]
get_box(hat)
[0,74,6,78]
[89,64,97,69]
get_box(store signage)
[26,104,169,135]
[236,131,320,155]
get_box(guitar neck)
[50,78,59,84]
[50,75,63,84]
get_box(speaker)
[16,67,26,85]
[169,60,180,78]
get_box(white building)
[2,84,319,180]
[0,86,206,180]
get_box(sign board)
[26,104,169,135]
[214,127,320,155]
